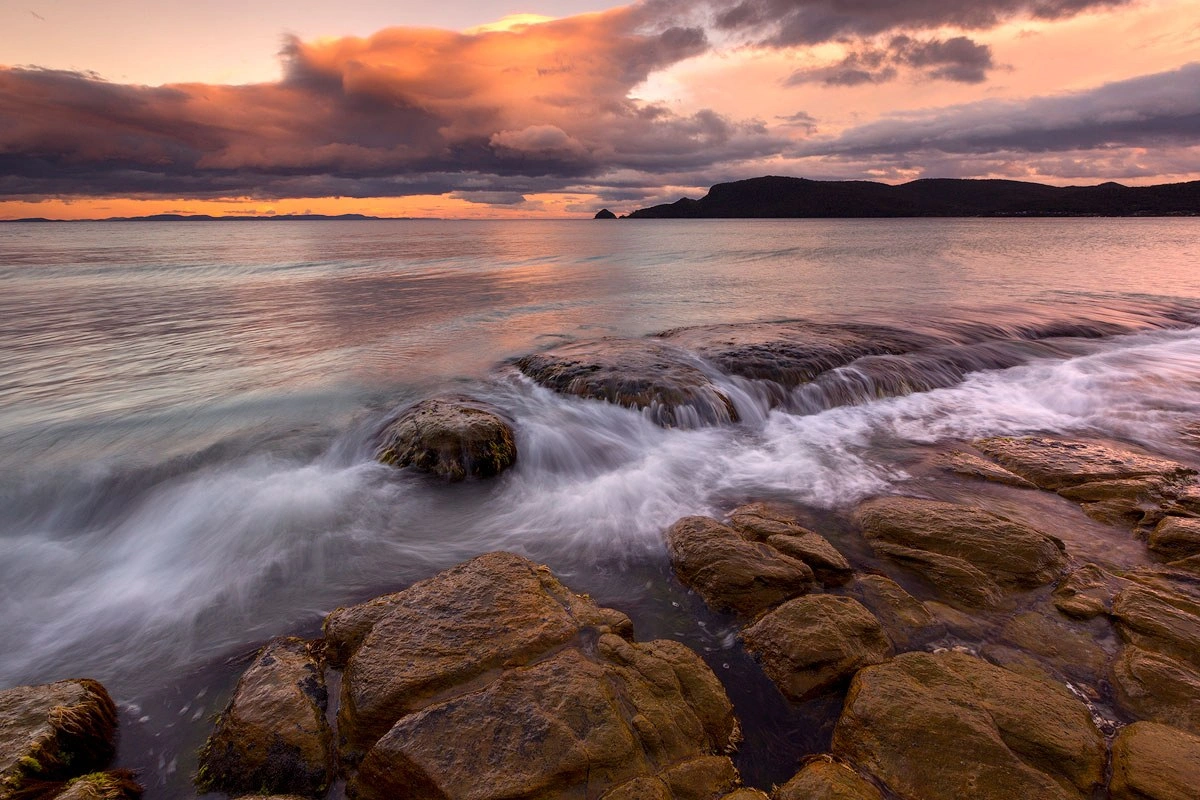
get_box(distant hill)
[2,213,396,223]
[625,176,1200,218]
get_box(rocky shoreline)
[5,317,1200,800]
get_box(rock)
[773,756,883,800]
[728,504,852,585]
[845,574,942,650]
[594,208,617,219]
[1150,517,1200,560]
[974,436,1195,491]
[722,791,769,800]
[1111,583,1200,670]
[1052,563,1127,619]
[933,451,1037,489]
[0,679,118,796]
[515,339,738,428]
[666,516,815,617]
[375,396,516,480]
[657,321,934,388]
[347,633,739,800]
[1109,721,1200,800]
[1111,646,1200,734]
[741,595,892,702]
[336,552,636,759]
[832,651,1106,800]
[196,636,333,798]
[53,771,143,799]
[855,497,1067,608]
[989,611,1111,684]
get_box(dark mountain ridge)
[625,176,1200,218]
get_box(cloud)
[786,35,995,85]
[0,8,786,200]
[803,62,1200,157]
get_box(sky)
[2,0,1199,219]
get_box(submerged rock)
[855,496,1067,608]
[0,679,119,797]
[327,552,741,800]
[727,504,852,585]
[741,595,892,702]
[375,396,516,480]
[844,574,942,650]
[196,637,333,798]
[773,756,883,800]
[832,651,1106,800]
[1109,721,1200,800]
[516,339,739,428]
[665,516,815,617]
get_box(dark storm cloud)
[0,9,785,200]
[785,35,994,85]
[803,62,1200,157]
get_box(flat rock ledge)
[375,396,516,480]
[0,678,140,800]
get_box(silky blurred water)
[2,218,1200,796]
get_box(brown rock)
[989,611,1111,684]
[666,516,815,617]
[742,595,892,702]
[846,574,942,650]
[722,791,770,800]
[773,756,882,800]
[1053,564,1127,619]
[515,339,739,428]
[832,651,1106,800]
[0,679,117,796]
[336,552,629,758]
[1150,516,1200,560]
[1111,583,1200,670]
[1110,721,1200,800]
[196,636,332,798]
[855,497,1067,608]
[375,396,516,480]
[974,436,1195,491]
[54,771,143,799]
[1111,646,1200,735]
[933,451,1037,489]
[728,504,852,585]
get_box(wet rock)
[1052,563,1127,619]
[741,595,892,702]
[1149,516,1200,560]
[1111,646,1200,734]
[375,396,516,480]
[933,450,1037,489]
[855,497,1067,608]
[727,504,852,585]
[832,651,1106,800]
[845,574,942,650]
[336,552,636,759]
[54,771,143,799]
[515,339,738,427]
[1109,721,1200,800]
[721,791,769,800]
[0,679,118,796]
[773,756,883,800]
[657,321,934,388]
[974,436,1195,491]
[196,636,333,798]
[986,611,1111,685]
[1111,583,1200,670]
[666,516,815,617]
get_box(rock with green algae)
[0,679,119,799]
[832,651,1106,800]
[1109,721,1200,800]
[375,396,516,480]
[53,770,142,799]
[196,636,333,799]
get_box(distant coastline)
[619,176,1200,219]
[0,213,411,223]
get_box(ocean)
[2,217,1199,796]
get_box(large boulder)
[973,436,1195,491]
[1112,647,1200,734]
[329,552,742,800]
[832,651,1106,800]
[196,637,333,798]
[727,504,852,585]
[375,397,516,480]
[772,756,883,800]
[855,497,1067,608]
[0,679,119,797]
[665,516,815,617]
[1109,721,1200,800]
[515,339,738,428]
[741,595,892,702]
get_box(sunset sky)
[2,0,1198,219]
